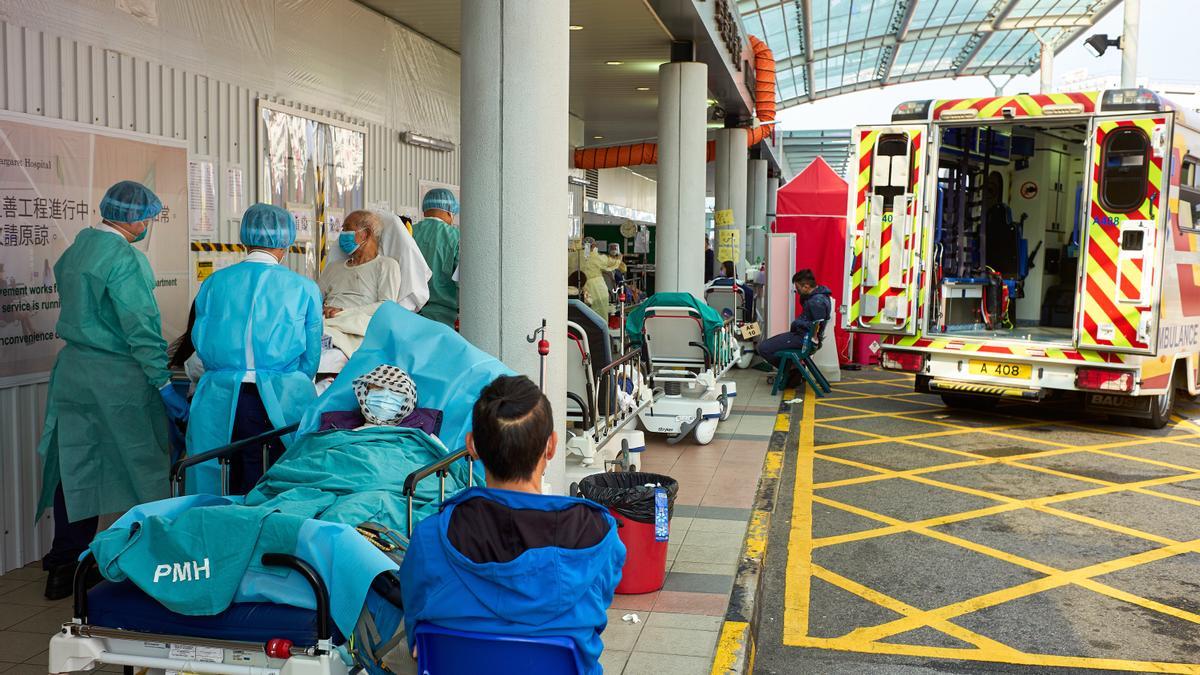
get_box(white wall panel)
[0,1,461,573]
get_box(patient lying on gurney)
[87,364,464,637]
[400,375,625,675]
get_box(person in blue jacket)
[757,268,832,367]
[186,204,323,494]
[400,375,625,675]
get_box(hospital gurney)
[630,295,738,445]
[704,283,757,369]
[50,303,508,675]
[564,319,655,481]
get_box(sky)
[777,0,1193,130]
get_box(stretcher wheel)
[694,419,718,445]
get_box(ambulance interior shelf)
[931,120,1088,343]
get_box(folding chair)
[414,623,581,674]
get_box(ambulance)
[843,89,1200,427]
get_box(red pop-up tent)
[773,156,853,364]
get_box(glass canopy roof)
[739,0,1123,108]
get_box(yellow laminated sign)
[717,228,739,262]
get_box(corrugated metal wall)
[0,12,460,573]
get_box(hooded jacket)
[400,487,626,674]
[790,285,833,339]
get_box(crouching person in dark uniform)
[399,375,626,675]
[757,269,833,368]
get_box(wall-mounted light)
[569,24,584,31]
[400,130,455,152]
[1084,33,1121,57]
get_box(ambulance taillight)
[1075,368,1135,393]
[881,351,926,373]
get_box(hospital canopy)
[739,0,1121,106]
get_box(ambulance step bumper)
[928,379,1045,400]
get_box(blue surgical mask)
[364,388,408,422]
[339,231,360,255]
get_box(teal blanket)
[625,292,725,352]
[90,427,465,629]
[246,426,468,527]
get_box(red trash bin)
[578,472,678,595]
[609,509,669,594]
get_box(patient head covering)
[353,365,418,425]
[421,188,459,216]
[100,181,162,223]
[240,203,296,248]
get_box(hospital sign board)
[0,115,189,381]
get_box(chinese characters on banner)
[0,118,189,380]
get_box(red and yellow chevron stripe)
[1078,117,1166,351]
[884,334,1128,364]
[932,92,1099,120]
[847,127,925,333]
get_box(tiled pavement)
[605,368,779,674]
[0,368,778,675]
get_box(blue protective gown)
[186,258,322,494]
[400,487,625,675]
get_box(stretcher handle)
[72,552,98,622]
[403,447,473,536]
[170,422,300,496]
[261,553,332,646]
[567,391,592,429]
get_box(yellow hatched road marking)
[782,375,1200,671]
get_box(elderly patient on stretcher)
[86,363,463,639]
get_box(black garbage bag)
[578,472,679,523]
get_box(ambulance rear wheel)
[1137,380,1176,430]
[694,419,718,445]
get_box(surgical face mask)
[364,388,408,422]
[131,224,149,242]
[339,230,360,255]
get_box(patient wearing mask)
[318,365,442,436]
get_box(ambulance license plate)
[969,360,1030,379]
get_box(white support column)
[655,61,708,296]
[1122,0,1140,88]
[715,128,749,270]
[1039,39,1053,94]
[460,0,569,493]
[747,159,768,265]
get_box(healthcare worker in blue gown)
[187,203,322,495]
[37,180,191,600]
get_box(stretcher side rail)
[402,448,476,537]
[71,550,334,653]
[169,423,301,497]
[591,348,653,445]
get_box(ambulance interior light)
[1102,88,1161,112]
[892,100,932,122]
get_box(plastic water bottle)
[654,487,669,542]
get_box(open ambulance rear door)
[1076,113,1173,355]
[843,125,929,336]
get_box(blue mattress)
[87,581,348,646]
